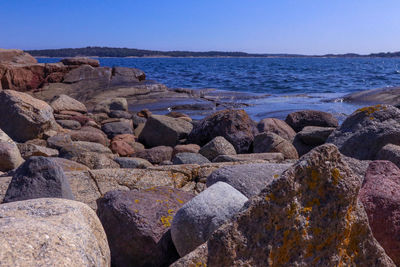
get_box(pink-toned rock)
[0,49,37,64]
[359,160,400,265]
[61,57,100,67]
[112,134,136,146]
[257,118,296,141]
[173,144,201,157]
[110,140,134,157]
[70,127,109,147]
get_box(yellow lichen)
[265,193,276,202]
[331,168,342,185]
[176,198,184,204]
[160,215,173,227]
[273,174,280,179]
[308,169,319,190]
[195,262,207,267]
[355,104,386,116]
[167,209,174,214]
[134,199,140,204]
[302,207,312,213]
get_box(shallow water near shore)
[38,57,400,122]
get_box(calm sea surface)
[38,57,400,121]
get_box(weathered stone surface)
[199,136,236,161]
[254,132,299,159]
[0,198,110,266]
[0,129,24,171]
[0,176,11,203]
[102,120,133,139]
[110,66,146,84]
[172,152,210,165]
[0,63,46,90]
[173,144,200,157]
[285,110,339,132]
[110,140,135,156]
[17,143,59,159]
[376,143,400,168]
[206,163,292,198]
[342,156,371,183]
[213,152,285,163]
[175,144,395,266]
[298,126,336,145]
[108,110,132,119]
[171,182,248,257]
[188,109,256,153]
[50,94,87,113]
[0,48,37,64]
[70,127,109,146]
[112,133,136,146]
[57,119,82,130]
[134,146,173,164]
[63,65,111,83]
[61,57,100,67]
[94,97,128,113]
[139,115,193,147]
[293,134,315,157]
[97,187,193,267]
[257,118,296,141]
[49,157,90,172]
[359,161,400,265]
[327,105,400,160]
[47,133,72,150]
[0,90,55,142]
[114,157,152,169]
[3,156,73,203]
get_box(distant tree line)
[26,46,400,58]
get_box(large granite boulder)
[0,129,24,171]
[60,57,100,67]
[63,65,111,83]
[0,90,55,142]
[97,187,194,267]
[285,110,338,132]
[206,163,292,198]
[173,144,395,266]
[0,48,37,64]
[0,63,46,90]
[188,109,256,153]
[254,132,299,159]
[50,94,87,113]
[257,118,296,141]
[3,157,73,203]
[199,136,236,161]
[327,105,400,160]
[139,115,193,147]
[171,182,248,257]
[359,161,400,265]
[110,66,146,84]
[172,152,210,165]
[0,198,110,266]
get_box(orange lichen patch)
[134,209,139,213]
[176,198,184,204]
[337,205,359,266]
[308,169,319,190]
[268,229,303,266]
[195,262,207,267]
[265,193,276,202]
[273,174,280,179]
[307,198,320,207]
[302,207,312,213]
[134,199,140,204]
[160,215,173,228]
[287,202,298,219]
[331,168,342,185]
[355,104,386,116]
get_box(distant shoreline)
[34,55,400,59]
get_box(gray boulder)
[297,126,336,145]
[3,156,73,203]
[101,120,133,139]
[171,182,248,257]
[94,97,128,113]
[63,65,111,83]
[133,146,173,164]
[115,157,152,169]
[376,143,400,168]
[110,66,146,84]
[139,115,193,147]
[172,152,210,165]
[17,143,59,159]
[254,132,299,159]
[50,94,87,113]
[327,105,400,160]
[206,163,292,198]
[56,119,81,130]
[0,129,24,171]
[199,136,236,161]
[285,110,338,132]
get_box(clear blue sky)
[1,0,399,54]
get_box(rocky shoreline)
[0,49,399,266]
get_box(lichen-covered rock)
[257,118,296,141]
[188,109,256,153]
[359,161,400,265]
[0,129,24,171]
[254,132,299,159]
[174,144,395,266]
[50,94,87,113]
[172,152,210,165]
[3,156,73,203]
[199,136,236,161]
[0,90,55,142]
[0,198,110,266]
[285,110,338,132]
[327,105,400,160]
[139,115,193,147]
[97,187,194,267]
[171,182,248,257]
[206,163,292,198]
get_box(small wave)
[395,70,400,74]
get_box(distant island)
[26,46,400,58]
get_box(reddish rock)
[134,146,173,164]
[61,57,100,67]
[173,144,201,157]
[110,140,135,157]
[188,109,256,153]
[97,187,194,267]
[112,134,136,145]
[359,161,400,265]
[0,49,37,64]
[70,127,109,147]
[0,63,45,90]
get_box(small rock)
[137,108,152,118]
[297,126,336,145]
[133,146,173,164]
[17,143,59,159]
[172,152,210,165]
[50,94,87,114]
[114,157,152,169]
[171,182,248,257]
[254,132,299,159]
[56,119,81,130]
[97,187,193,267]
[173,144,201,157]
[257,118,296,141]
[70,127,109,147]
[0,129,24,171]
[108,110,132,119]
[285,110,339,132]
[47,134,72,150]
[199,136,236,161]
[3,156,73,203]
[102,120,133,139]
[213,153,285,163]
[110,140,135,156]
[376,143,400,168]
